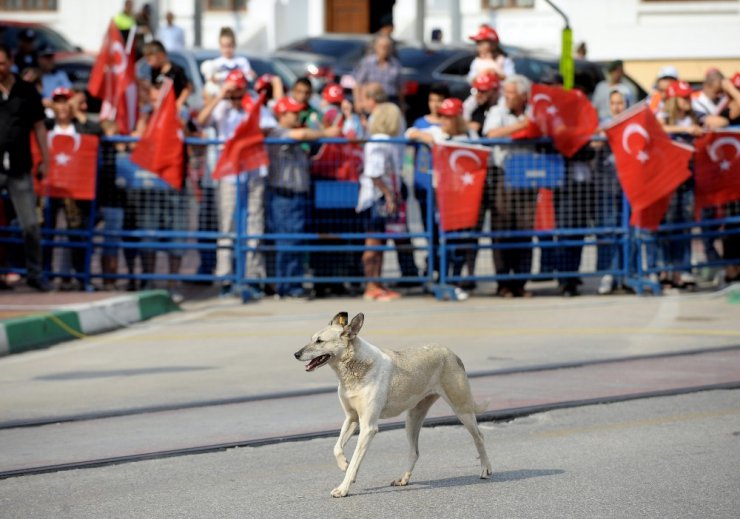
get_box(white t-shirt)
[356,134,401,213]
[467,55,515,84]
[208,56,254,84]
[692,91,728,117]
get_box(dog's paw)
[331,486,348,498]
[336,457,349,472]
[480,467,493,479]
[391,471,412,486]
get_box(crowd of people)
[0,12,739,300]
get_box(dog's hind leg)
[391,393,440,487]
[441,369,493,479]
[334,416,358,472]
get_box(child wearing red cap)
[659,80,703,137]
[466,24,515,85]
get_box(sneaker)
[376,288,401,302]
[363,287,401,301]
[363,287,386,301]
[679,272,696,286]
[27,277,52,292]
[453,286,469,301]
[598,275,615,295]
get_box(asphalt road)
[1,390,738,518]
[1,290,738,517]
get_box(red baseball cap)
[665,80,693,99]
[51,87,73,100]
[469,24,499,43]
[438,98,463,117]
[322,83,344,104]
[472,72,500,92]
[254,74,273,92]
[225,69,248,91]
[731,72,740,89]
[274,96,304,116]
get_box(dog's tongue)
[305,355,328,372]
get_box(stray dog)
[294,312,492,498]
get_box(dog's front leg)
[334,416,358,472]
[331,419,378,498]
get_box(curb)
[0,290,179,356]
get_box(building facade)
[1,0,738,88]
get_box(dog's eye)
[315,338,323,343]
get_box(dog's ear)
[343,313,364,338]
[330,312,349,326]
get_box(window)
[0,0,57,9]
[483,0,534,8]
[206,0,247,10]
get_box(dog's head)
[293,312,364,372]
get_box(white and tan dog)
[294,312,493,498]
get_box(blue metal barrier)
[0,134,738,300]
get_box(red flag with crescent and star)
[603,103,693,229]
[530,84,599,157]
[130,78,184,189]
[88,20,138,134]
[694,130,740,217]
[212,92,270,180]
[31,132,99,200]
[432,142,490,232]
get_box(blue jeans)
[269,189,307,296]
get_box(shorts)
[359,197,388,234]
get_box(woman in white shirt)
[357,102,405,301]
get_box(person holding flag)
[197,69,276,296]
[40,87,102,291]
[656,80,704,288]
[406,98,481,300]
[128,76,187,299]
[88,18,138,135]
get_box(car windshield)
[398,47,457,72]
[282,38,367,61]
[0,24,76,53]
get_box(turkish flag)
[31,133,99,200]
[212,92,270,180]
[694,130,740,217]
[530,84,598,157]
[604,104,692,228]
[88,20,137,134]
[432,142,489,232]
[130,78,184,189]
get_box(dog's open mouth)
[305,354,331,372]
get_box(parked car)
[273,33,375,91]
[136,48,298,111]
[0,19,82,57]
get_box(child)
[357,102,407,301]
[466,24,515,84]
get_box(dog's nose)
[294,351,301,359]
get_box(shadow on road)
[363,468,565,493]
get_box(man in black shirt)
[0,44,51,291]
[142,40,191,112]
